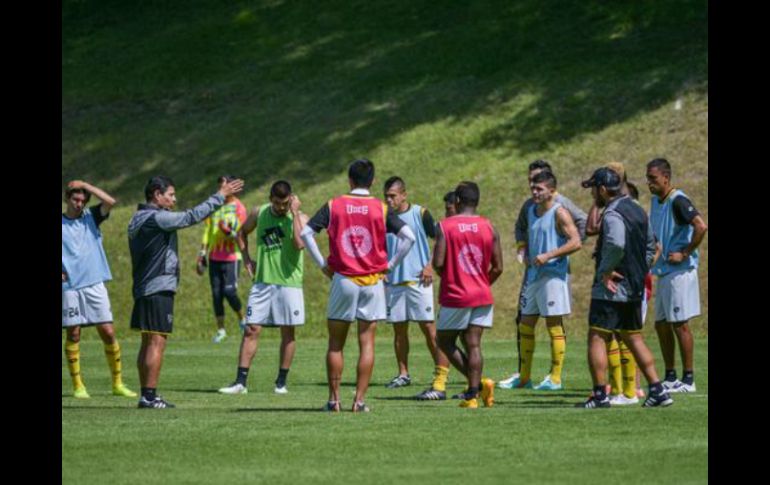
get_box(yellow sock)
[103,341,123,387]
[519,324,536,384]
[432,366,449,392]
[607,338,622,395]
[619,341,637,399]
[65,340,84,390]
[547,325,566,384]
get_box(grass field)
[62,0,708,339]
[62,334,708,485]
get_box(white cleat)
[212,329,227,343]
[609,394,640,406]
[274,385,289,395]
[667,381,696,393]
[218,383,248,395]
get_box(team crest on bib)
[458,243,483,275]
[341,225,373,257]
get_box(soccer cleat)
[662,379,681,391]
[324,400,341,412]
[666,381,696,393]
[498,372,520,389]
[137,396,176,409]
[73,387,90,399]
[274,385,288,395]
[480,378,495,407]
[498,374,533,390]
[451,390,468,400]
[534,375,563,391]
[218,383,248,395]
[212,329,227,343]
[112,383,138,397]
[414,388,447,401]
[576,395,611,409]
[352,401,370,413]
[386,374,411,389]
[609,394,640,406]
[459,397,479,409]
[642,391,673,407]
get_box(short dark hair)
[65,186,91,203]
[528,159,552,173]
[626,181,640,200]
[383,176,405,192]
[455,181,480,208]
[270,180,292,199]
[217,174,237,185]
[531,170,557,189]
[443,191,458,205]
[348,159,375,188]
[145,175,175,201]
[647,158,672,178]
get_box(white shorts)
[437,305,494,331]
[385,283,435,323]
[327,273,386,322]
[520,274,571,317]
[654,268,701,323]
[62,282,113,327]
[246,283,305,326]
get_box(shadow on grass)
[234,407,326,413]
[62,405,136,410]
[173,388,221,394]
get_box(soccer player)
[129,175,244,409]
[514,171,581,391]
[579,167,672,408]
[380,176,451,401]
[196,175,248,343]
[62,180,136,399]
[499,160,587,389]
[300,159,416,412]
[433,182,503,409]
[647,158,707,393]
[218,181,308,395]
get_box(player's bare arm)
[68,180,117,215]
[290,195,309,250]
[432,225,446,276]
[488,226,504,285]
[668,214,708,263]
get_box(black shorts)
[131,291,175,335]
[588,299,643,333]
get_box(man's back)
[439,215,494,308]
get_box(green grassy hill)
[62,0,708,339]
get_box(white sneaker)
[667,381,696,393]
[218,383,247,394]
[212,329,227,343]
[609,394,640,406]
[662,379,681,391]
[274,385,288,394]
[498,372,520,389]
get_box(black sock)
[593,385,607,401]
[649,382,664,395]
[664,369,677,382]
[236,367,249,386]
[142,387,156,401]
[275,368,290,387]
[466,386,480,398]
[682,370,694,385]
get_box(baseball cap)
[581,167,622,190]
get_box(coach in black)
[128,175,244,409]
[578,167,672,409]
